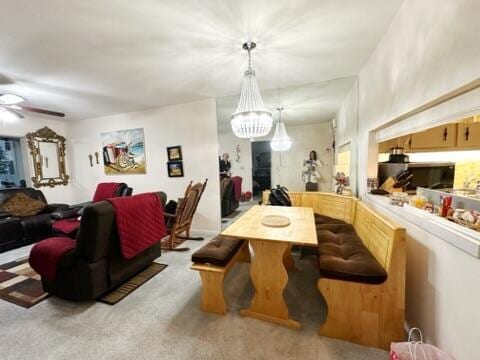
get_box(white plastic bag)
[390,328,455,360]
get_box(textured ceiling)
[216,77,356,133]
[0,0,402,121]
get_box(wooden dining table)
[221,205,317,329]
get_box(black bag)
[164,200,178,214]
[269,185,292,206]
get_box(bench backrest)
[352,201,404,272]
[262,191,356,223]
[262,191,405,273]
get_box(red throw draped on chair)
[230,176,242,201]
[52,182,124,238]
[108,193,167,259]
[92,183,122,202]
[29,237,76,282]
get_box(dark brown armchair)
[163,179,207,251]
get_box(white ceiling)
[0,0,402,121]
[216,77,356,133]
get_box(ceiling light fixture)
[270,107,292,151]
[231,42,272,139]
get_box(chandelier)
[270,107,292,151]
[231,42,272,139]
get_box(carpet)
[98,262,167,305]
[0,257,167,308]
[0,257,48,308]
[223,210,241,219]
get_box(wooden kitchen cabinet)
[410,124,457,149]
[378,135,412,153]
[457,117,480,148]
[378,138,397,153]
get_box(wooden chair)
[163,179,208,251]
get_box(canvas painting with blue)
[101,128,146,174]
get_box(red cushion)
[29,237,76,282]
[108,193,167,259]
[52,219,80,235]
[92,182,121,202]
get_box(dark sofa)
[30,192,166,301]
[0,188,68,253]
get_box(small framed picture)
[167,145,182,161]
[167,161,184,177]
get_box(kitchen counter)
[366,193,480,258]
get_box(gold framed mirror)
[26,126,69,188]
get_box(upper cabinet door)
[410,124,457,149]
[457,117,480,148]
[378,138,397,153]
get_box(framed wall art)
[166,145,182,161]
[167,161,184,177]
[101,128,146,174]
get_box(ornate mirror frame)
[26,126,70,188]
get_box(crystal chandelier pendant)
[231,42,272,139]
[271,107,292,151]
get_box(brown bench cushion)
[317,229,387,285]
[316,223,356,234]
[192,235,244,266]
[314,214,348,226]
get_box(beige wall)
[0,115,72,204]
[66,99,221,233]
[336,0,480,358]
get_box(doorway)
[251,141,271,196]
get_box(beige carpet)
[0,236,388,360]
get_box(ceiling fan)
[0,93,65,126]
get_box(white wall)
[217,132,252,194]
[334,80,358,194]
[271,122,334,192]
[357,0,480,195]
[66,99,221,233]
[335,0,480,358]
[0,116,72,204]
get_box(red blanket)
[108,193,166,259]
[231,176,242,201]
[29,237,76,282]
[93,182,121,202]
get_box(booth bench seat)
[191,235,249,315]
[263,191,406,350]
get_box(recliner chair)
[30,192,166,301]
[51,182,132,238]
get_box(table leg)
[283,244,300,271]
[240,239,301,329]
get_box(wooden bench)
[263,191,406,350]
[191,236,250,315]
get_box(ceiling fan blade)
[9,109,24,119]
[0,93,26,105]
[21,106,65,117]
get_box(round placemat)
[261,215,290,227]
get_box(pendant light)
[270,107,291,151]
[231,42,272,139]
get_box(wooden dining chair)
[163,179,208,251]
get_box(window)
[0,137,26,189]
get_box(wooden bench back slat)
[263,191,355,223]
[353,201,401,272]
